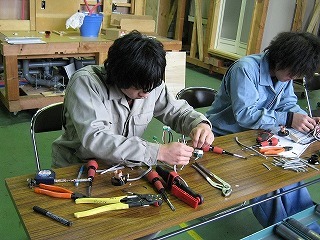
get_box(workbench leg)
[95,52,108,65]
[3,56,19,101]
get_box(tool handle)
[74,203,129,218]
[75,196,125,204]
[260,137,278,146]
[87,159,98,179]
[38,183,73,193]
[146,170,165,191]
[171,185,201,208]
[175,179,204,204]
[155,166,171,186]
[202,145,223,154]
[34,188,71,198]
[212,146,224,154]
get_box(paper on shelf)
[5,37,46,44]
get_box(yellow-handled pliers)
[74,194,163,218]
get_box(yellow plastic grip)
[75,196,125,204]
[74,203,129,218]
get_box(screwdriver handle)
[202,145,223,154]
[146,170,175,211]
[146,170,165,191]
[87,160,98,180]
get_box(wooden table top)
[5,130,320,240]
[0,31,182,56]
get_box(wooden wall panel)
[35,0,80,31]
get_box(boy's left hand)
[189,123,214,149]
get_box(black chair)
[30,102,64,171]
[176,87,217,108]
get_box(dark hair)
[104,30,166,92]
[264,32,320,79]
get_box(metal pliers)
[259,146,293,155]
[74,194,163,218]
[192,162,232,197]
[34,183,86,199]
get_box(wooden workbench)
[5,130,320,239]
[0,31,182,113]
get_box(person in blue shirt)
[206,31,320,232]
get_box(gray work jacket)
[52,65,210,167]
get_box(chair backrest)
[176,87,217,108]
[30,102,64,171]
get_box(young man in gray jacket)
[52,30,214,168]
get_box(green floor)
[1,65,319,240]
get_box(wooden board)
[165,51,186,97]
[0,20,30,31]
[110,13,153,26]
[35,0,80,31]
[120,18,155,32]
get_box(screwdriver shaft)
[161,192,175,211]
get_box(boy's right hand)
[157,142,194,166]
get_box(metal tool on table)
[146,170,176,211]
[86,160,98,197]
[74,193,163,218]
[259,146,293,155]
[235,137,267,159]
[191,162,232,197]
[156,165,204,208]
[202,145,247,159]
[34,183,86,200]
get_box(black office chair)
[176,87,217,108]
[30,102,64,171]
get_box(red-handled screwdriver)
[86,160,98,197]
[146,170,175,211]
[202,145,247,159]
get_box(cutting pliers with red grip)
[34,183,86,199]
[259,146,293,155]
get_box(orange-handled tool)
[259,146,293,155]
[34,183,86,199]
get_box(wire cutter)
[74,193,163,218]
[192,162,232,197]
[259,146,293,155]
[34,183,86,200]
